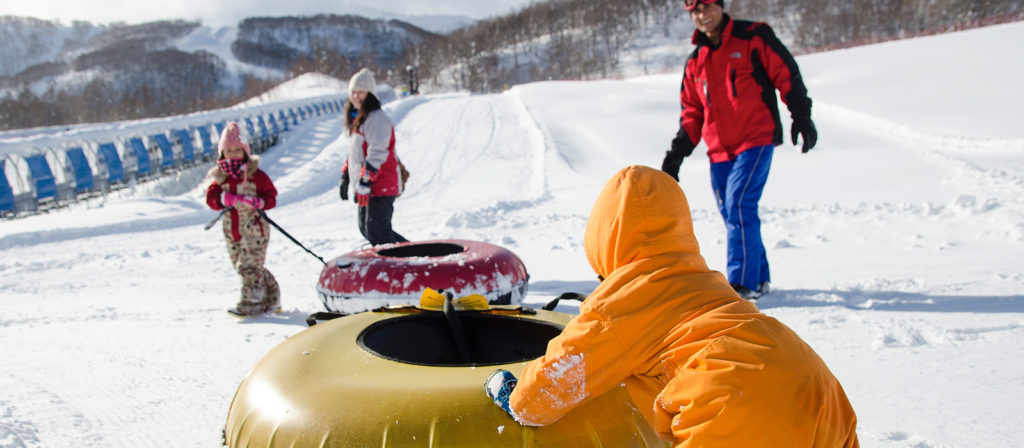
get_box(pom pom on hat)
[348,68,377,97]
[218,121,250,159]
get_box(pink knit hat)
[218,121,250,159]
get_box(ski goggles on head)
[684,0,719,12]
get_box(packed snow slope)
[2,21,1024,448]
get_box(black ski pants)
[358,196,408,246]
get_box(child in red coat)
[206,121,280,317]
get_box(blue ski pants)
[710,145,773,290]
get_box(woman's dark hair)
[345,92,382,136]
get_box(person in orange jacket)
[485,165,858,447]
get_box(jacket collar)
[691,13,733,49]
[209,155,261,184]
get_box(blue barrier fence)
[0,159,15,215]
[196,126,215,159]
[152,134,175,170]
[65,147,94,193]
[96,142,125,184]
[24,154,57,203]
[175,129,196,163]
[1,96,342,217]
[128,137,151,177]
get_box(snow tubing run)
[224,307,667,447]
[316,239,529,313]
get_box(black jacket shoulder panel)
[731,20,774,41]
[681,46,701,91]
[731,18,811,118]
[685,46,701,65]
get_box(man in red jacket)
[662,0,817,300]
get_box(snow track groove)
[817,101,1024,199]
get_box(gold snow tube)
[224,306,667,447]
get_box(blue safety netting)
[175,130,195,163]
[243,118,256,140]
[152,134,175,169]
[0,159,14,213]
[257,116,270,140]
[278,111,291,130]
[197,126,215,159]
[25,154,57,200]
[65,147,94,192]
[214,122,226,138]
[268,114,280,135]
[96,143,125,183]
[129,138,151,175]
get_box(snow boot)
[227,290,269,318]
[731,283,762,301]
[227,304,282,318]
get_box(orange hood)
[585,165,703,279]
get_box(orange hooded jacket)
[508,165,858,447]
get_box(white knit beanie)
[348,68,377,97]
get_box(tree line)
[729,0,1023,51]
[2,0,1021,131]
[405,0,1023,93]
[0,49,273,130]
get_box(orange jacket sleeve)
[508,306,635,426]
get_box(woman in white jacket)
[339,68,408,245]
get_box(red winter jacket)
[206,157,277,242]
[679,15,812,163]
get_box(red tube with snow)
[316,239,529,314]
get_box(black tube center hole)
[376,243,465,258]
[358,314,562,367]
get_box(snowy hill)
[0,14,435,99]
[2,21,1024,447]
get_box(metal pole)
[256,208,326,265]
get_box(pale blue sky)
[2,0,534,27]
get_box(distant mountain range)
[0,13,459,97]
[4,0,1019,132]
[0,13,457,129]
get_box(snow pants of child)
[224,218,280,315]
[710,144,773,291]
[358,196,408,246]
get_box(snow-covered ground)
[2,21,1024,447]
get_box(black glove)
[791,117,817,153]
[662,131,695,181]
[339,173,350,201]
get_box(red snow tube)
[317,239,529,313]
